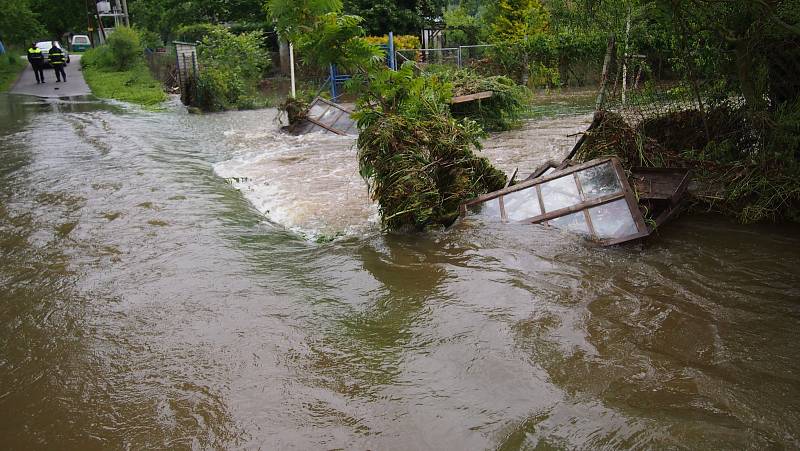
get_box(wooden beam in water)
[450,91,493,104]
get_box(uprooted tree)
[354,64,507,231]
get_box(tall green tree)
[342,0,447,35]
[0,0,45,45]
[489,0,548,41]
[128,0,265,40]
[265,0,343,40]
[32,0,85,38]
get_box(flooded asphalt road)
[10,55,92,98]
[0,93,799,450]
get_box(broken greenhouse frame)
[288,97,357,136]
[460,157,654,246]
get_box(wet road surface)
[10,55,91,98]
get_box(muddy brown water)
[1,93,799,449]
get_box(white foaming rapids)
[214,127,379,239]
[213,110,591,240]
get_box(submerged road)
[10,54,91,97]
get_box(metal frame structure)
[461,157,651,246]
[291,97,356,136]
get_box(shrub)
[188,28,270,111]
[175,23,221,43]
[137,27,163,50]
[81,45,114,70]
[106,26,142,70]
[363,35,421,50]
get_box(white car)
[35,41,71,67]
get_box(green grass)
[82,63,167,107]
[0,53,26,92]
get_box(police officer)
[49,41,67,82]
[27,42,45,84]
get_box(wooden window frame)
[461,157,651,245]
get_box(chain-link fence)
[144,48,178,92]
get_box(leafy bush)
[80,45,111,69]
[488,33,561,88]
[363,35,421,50]
[137,27,163,50]
[105,27,143,71]
[175,23,221,43]
[299,14,382,72]
[189,28,270,111]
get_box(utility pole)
[94,1,107,44]
[121,0,130,26]
[85,0,96,47]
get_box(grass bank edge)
[0,54,27,92]
[81,47,167,108]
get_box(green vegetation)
[81,27,167,107]
[0,0,45,45]
[181,26,272,112]
[0,53,25,92]
[428,66,531,131]
[364,34,421,49]
[355,64,507,231]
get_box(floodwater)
[1,93,799,450]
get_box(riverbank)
[81,48,167,107]
[0,54,25,92]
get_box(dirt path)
[10,55,91,98]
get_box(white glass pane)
[308,103,328,119]
[578,163,622,200]
[550,212,590,235]
[477,199,502,220]
[540,175,581,212]
[589,199,639,239]
[503,187,541,221]
[331,112,355,131]
[319,107,340,125]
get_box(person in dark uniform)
[49,41,66,82]
[27,43,45,84]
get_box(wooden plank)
[630,167,691,205]
[450,91,493,104]
[461,157,617,209]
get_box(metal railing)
[395,45,497,68]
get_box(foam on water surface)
[214,126,379,239]
[213,111,591,240]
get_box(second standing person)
[49,41,66,83]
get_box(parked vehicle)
[70,35,91,52]
[35,41,70,67]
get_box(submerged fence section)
[395,45,497,69]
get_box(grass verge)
[82,63,167,107]
[0,53,26,92]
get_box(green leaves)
[353,62,507,231]
[191,27,270,111]
[297,13,382,71]
[265,0,343,39]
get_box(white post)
[289,42,296,98]
[622,8,631,106]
